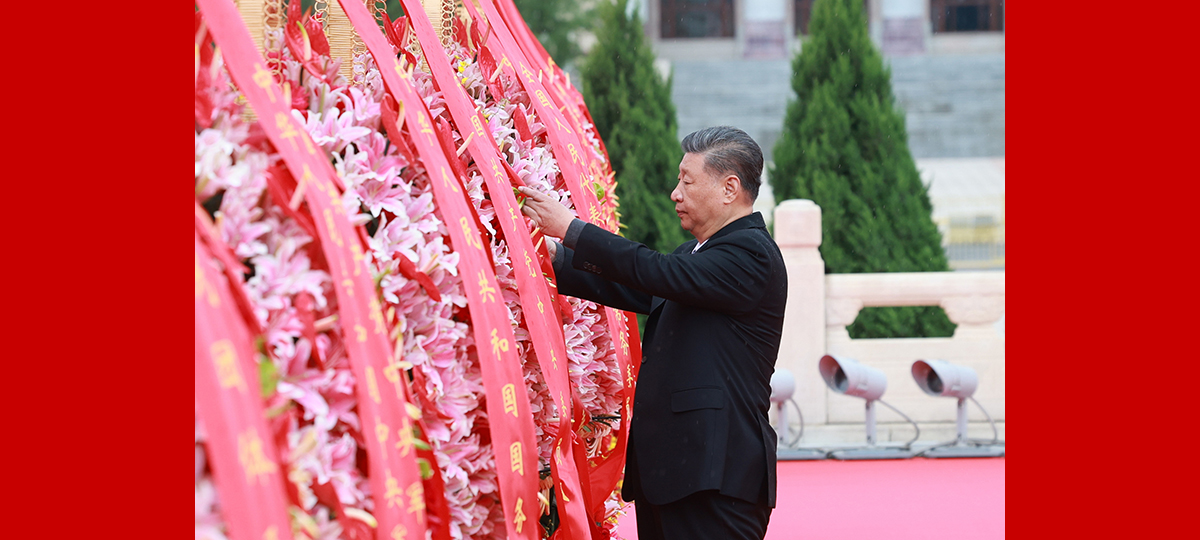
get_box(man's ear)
[723,174,741,204]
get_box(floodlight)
[770,368,795,404]
[818,354,886,401]
[769,369,825,460]
[911,359,1004,458]
[912,359,978,399]
[818,355,914,460]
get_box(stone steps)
[670,60,793,160]
[665,53,1004,159]
[889,54,1005,157]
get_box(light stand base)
[921,444,1005,459]
[777,448,828,460]
[828,447,914,460]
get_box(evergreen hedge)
[770,0,955,338]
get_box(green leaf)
[259,356,279,398]
[417,457,433,480]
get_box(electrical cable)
[772,400,801,449]
[876,398,920,448]
[969,396,999,444]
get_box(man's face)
[671,152,726,238]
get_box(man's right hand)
[518,186,575,239]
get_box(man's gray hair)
[680,126,764,202]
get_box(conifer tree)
[771,0,955,338]
[512,0,592,67]
[580,0,687,254]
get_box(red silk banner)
[462,0,612,233]
[499,0,595,144]
[329,2,541,538]
[195,2,430,539]
[491,0,624,241]
[491,0,619,222]
[584,311,638,514]
[195,226,294,540]
[378,1,593,538]
[493,0,606,154]
[489,0,644,511]
[465,0,643,519]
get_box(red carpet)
[615,457,1004,539]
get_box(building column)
[743,0,788,59]
[880,0,927,55]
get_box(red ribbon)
[487,13,642,506]
[195,2,430,538]
[462,0,608,231]
[195,205,262,338]
[586,311,640,516]
[195,226,294,540]
[387,1,598,538]
[334,2,543,538]
[490,0,624,231]
[465,0,643,522]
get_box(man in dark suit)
[519,126,786,540]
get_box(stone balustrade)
[772,199,1005,445]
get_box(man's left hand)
[518,186,575,239]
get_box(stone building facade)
[626,0,1005,269]
[631,0,1004,159]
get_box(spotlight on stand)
[818,355,915,460]
[911,359,1004,458]
[769,369,825,460]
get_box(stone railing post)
[772,200,827,426]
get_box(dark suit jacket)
[554,212,786,507]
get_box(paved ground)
[615,457,1005,539]
[919,156,1006,239]
[919,157,1006,273]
